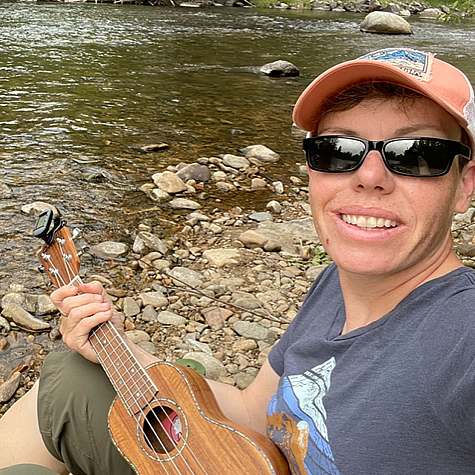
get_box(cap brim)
[292,60,470,137]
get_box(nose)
[351,150,395,194]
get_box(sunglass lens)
[384,139,452,176]
[305,137,365,172]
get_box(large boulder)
[360,11,412,34]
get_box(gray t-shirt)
[267,264,475,475]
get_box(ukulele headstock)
[33,209,80,288]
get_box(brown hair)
[319,82,425,121]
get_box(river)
[0,3,474,289]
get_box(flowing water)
[0,2,474,288]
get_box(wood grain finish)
[109,362,290,474]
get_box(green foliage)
[310,245,331,267]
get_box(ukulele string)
[54,242,210,475]
[46,261,178,474]
[93,323,210,475]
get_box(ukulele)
[33,209,290,475]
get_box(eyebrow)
[318,124,448,137]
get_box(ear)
[455,159,475,213]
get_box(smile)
[341,214,398,229]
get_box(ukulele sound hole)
[143,405,182,453]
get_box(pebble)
[168,198,201,210]
[182,351,225,380]
[156,311,187,326]
[90,241,128,259]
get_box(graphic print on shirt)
[267,357,340,475]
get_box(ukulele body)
[108,361,289,474]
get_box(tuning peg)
[72,228,81,240]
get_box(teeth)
[341,214,398,229]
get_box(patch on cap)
[358,48,433,82]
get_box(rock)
[263,240,282,252]
[182,352,225,380]
[419,7,442,18]
[2,304,50,331]
[2,293,36,314]
[222,154,250,170]
[249,212,272,222]
[168,198,201,210]
[0,371,21,403]
[141,305,158,322]
[272,181,284,194]
[152,171,188,194]
[137,341,157,354]
[0,316,10,332]
[201,307,233,330]
[187,211,210,223]
[133,232,168,255]
[176,163,211,182]
[360,11,412,34]
[183,338,212,354]
[167,267,203,288]
[122,297,141,317]
[139,143,169,153]
[139,291,168,308]
[157,311,187,326]
[305,265,327,281]
[238,230,268,249]
[21,202,58,215]
[232,321,276,343]
[251,178,267,190]
[212,171,227,181]
[259,60,299,77]
[90,241,128,259]
[36,295,56,315]
[231,292,262,310]
[257,218,318,254]
[149,188,172,203]
[125,329,150,344]
[266,200,282,214]
[215,182,235,192]
[234,371,255,389]
[240,145,280,163]
[202,249,241,267]
[0,183,12,199]
[232,339,258,352]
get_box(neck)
[338,244,463,335]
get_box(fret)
[89,321,158,415]
[36,222,158,418]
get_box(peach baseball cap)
[293,48,475,148]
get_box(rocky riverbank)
[2,140,475,416]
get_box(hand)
[50,281,124,363]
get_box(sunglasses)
[303,135,472,177]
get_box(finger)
[67,302,112,324]
[61,293,105,317]
[77,281,105,297]
[62,311,113,349]
[50,285,79,307]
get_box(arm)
[51,283,280,435]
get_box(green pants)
[37,352,134,475]
[0,465,57,475]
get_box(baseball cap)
[292,47,475,149]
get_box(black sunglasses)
[303,135,472,177]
